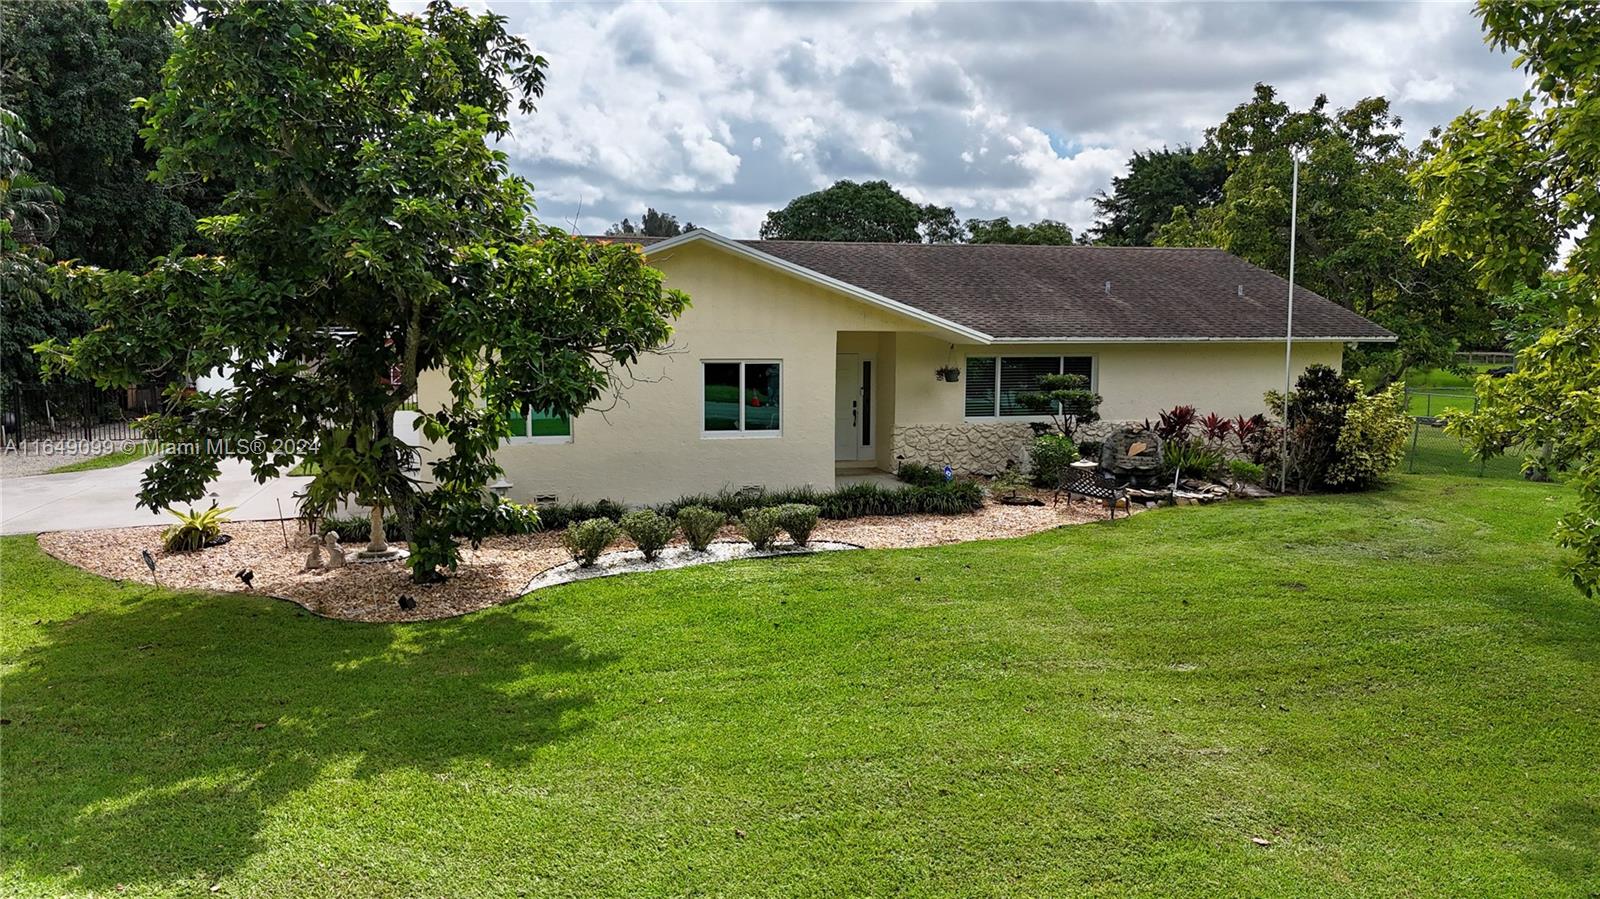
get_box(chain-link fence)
[1404,416,1540,480]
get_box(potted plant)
[935,365,960,382]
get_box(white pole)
[1280,153,1299,493]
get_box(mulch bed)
[37,490,1118,623]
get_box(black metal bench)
[1057,465,1128,520]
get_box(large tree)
[1088,146,1227,246]
[40,0,689,582]
[606,207,693,238]
[760,180,960,243]
[964,217,1074,246]
[1412,1,1600,597]
[0,106,79,405]
[0,0,202,270]
[1152,84,1493,380]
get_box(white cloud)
[493,1,1525,238]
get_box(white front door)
[834,353,873,461]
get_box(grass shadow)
[2,580,610,894]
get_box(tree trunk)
[366,504,389,554]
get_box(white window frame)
[504,405,575,446]
[962,353,1098,422]
[701,359,783,439]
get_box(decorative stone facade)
[891,420,1141,476]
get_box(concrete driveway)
[1,457,312,535]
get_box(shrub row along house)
[414,230,1394,505]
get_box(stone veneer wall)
[891,421,1136,476]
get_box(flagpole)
[1279,153,1299,493]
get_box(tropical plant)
[1155,405,1197,441]
[673,506,725,552]
[1199,412,1234,444]
[815,481,984,519]
[1162,438,1224,481]
[38,1,689,583]
[560,518,619,568]
[620,509,676,562]
[738,507,782,551]
[773,503,820,547]
[161,502,235,552]
[1016,373,1101,440]
[1325,383,1411,490]
[1027,434,1078,487]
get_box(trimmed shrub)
[738,507,782,550]
[1325,382,1411,489]
[895,461,946,487]
[816,480,984,518]
[990,468,1030,501]
[675,505,725,551]
[537,499,626,531]
[655,487,821,520]
[774,503,820,546]
[620,509,676,561]
[1028,434,1078,487]
[1227,458,1266,486]
[560,517,619,568]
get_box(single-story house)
[415,229,1394,505]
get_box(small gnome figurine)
[324,531,347,569]
[302,534,325,571]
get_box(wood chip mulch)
[37,491,1120,624]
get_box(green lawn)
[1401,364,1492,418]
[44,443,152,475]
[2,475,1597,897]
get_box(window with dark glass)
[964,355,1094,417]
[704,361,781,433]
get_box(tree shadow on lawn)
[2,586,611,894]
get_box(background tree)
[965,217,1074,245]
[1412,1,1600,596]
[1150,84,1493,382]
[41,0,689,582]
[0,0,204,270]
[606,207,693,238]
[0,106,76,405]
[760,180,960,243]
[1088,146,1227,246]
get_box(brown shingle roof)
[733,240,1394,342]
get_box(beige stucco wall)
[415,242,939,505]
[887,334,1345,473]
[415,239,1350,500]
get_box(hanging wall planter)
[935,366,960,382]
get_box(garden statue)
[302,537,324,571]
[324,532,346,569]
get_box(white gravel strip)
[523,540,859,594]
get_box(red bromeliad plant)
[1155,405,1197,441]
[1200,412,1234,443]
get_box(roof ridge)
[736,239,1227,251]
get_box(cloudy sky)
[489,1,1528,239]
